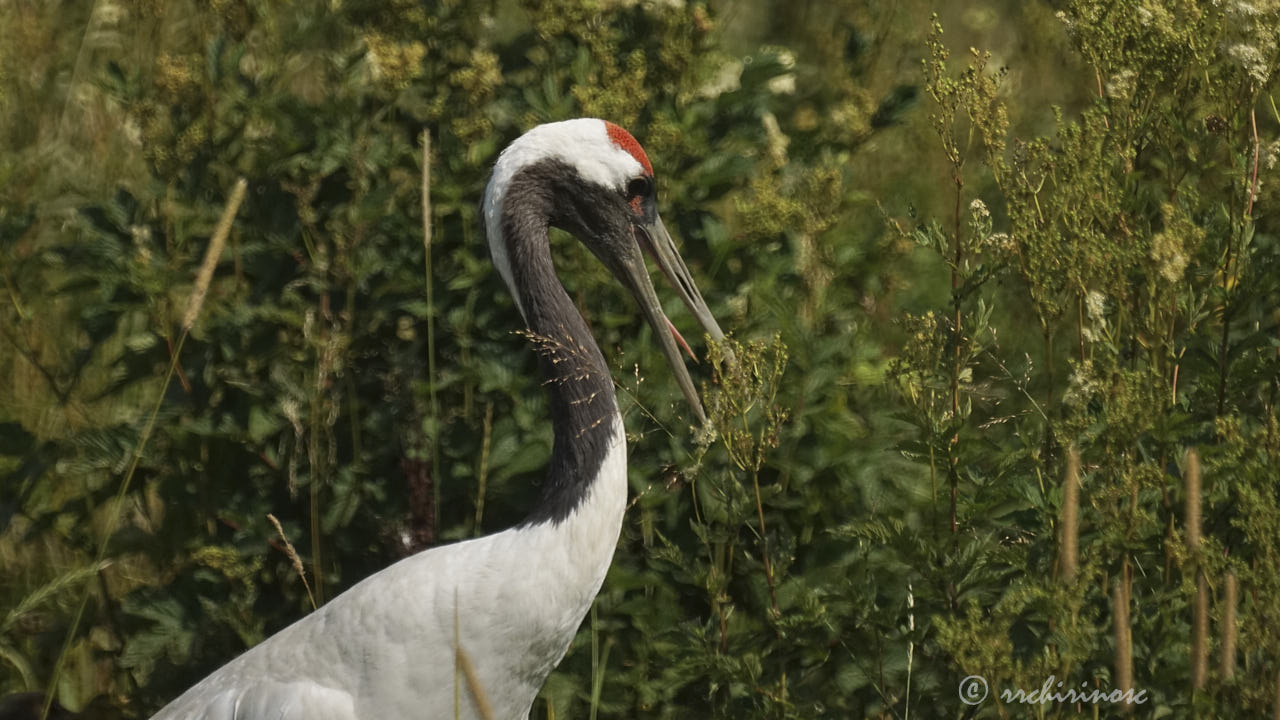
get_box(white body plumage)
[152,421,626,720]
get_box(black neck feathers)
[502,161,621,526]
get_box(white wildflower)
[989,232,1015,252]
[1151,231,1188,284]
[1082,290,1107,344]
[1106,69,1137,99]
[969,198,990,221]
[1086,290,1107,320]
[1064,360,1099,408]
[1264,139,1280,170]
[767,73,796,95]
[1137,2,1178,34]
[96,2,126,25]
[1228,44,1270,83]
[697,59,743,99]
[1228,0,1262,17]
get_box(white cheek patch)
[482,119,645,320]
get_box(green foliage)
[888,3,1280,717]
[2,0,1279,718]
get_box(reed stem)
[1060,447,1080,582]
[1187,450,1207,691]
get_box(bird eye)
[626,177,651,198]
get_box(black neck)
[502,167,620,527]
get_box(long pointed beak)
[616,214,723,424]
[635,215,726,348]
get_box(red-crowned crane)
[150,118,724,719]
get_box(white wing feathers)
[158,680,357,720]
[151,537,504,720]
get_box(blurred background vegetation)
[2,0,1278,717]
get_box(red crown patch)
[604,121,654,176]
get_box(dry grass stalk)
[474,401,494,531]
[1113,577,1133,706]
[1220,568,1237,680]
[421,128,441,536]
[182,177,248,331]
[1186,449,1207,690]
[453,593,494,720]
[456,644,495,720]
[267,513,316,611]
[421,128,432,251]
[1060,447,1080,582]
[1192,572,1208,689]
[1248,108,1260,217]
[1185,449,1202,550]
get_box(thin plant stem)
[474,401,494,533]
[904,582,915,720]
[1247,108,1260,217]
[612,377,674,439]
[45,347,183,717]
[1077,293,1086,363]
[590,604,598,720]
[346,282,362,465]
[950,173,963,540]
[588,604,613,720]
[751,467,780,617]
[1217,167,1247,418]
[422,129,441,535]
[309,389,325,606]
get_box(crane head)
[483,118,724,423]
